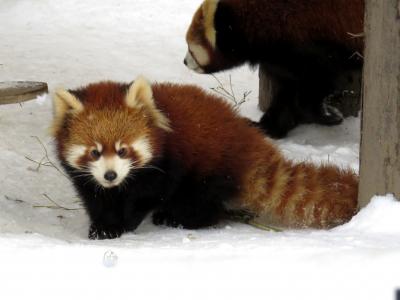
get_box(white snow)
[0,1,399,299]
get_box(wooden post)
[358,0,400,207]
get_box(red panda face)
[51,77,171,188]
[185,0,244,74]
[63,109,154,188]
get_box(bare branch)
[42,193,83,211]
[25,136,68,178]
[4,195,24,203]
[347,32,365,38]
[209,74,251,109]
[3,194,83,211]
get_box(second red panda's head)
[51,77,171,188]
[184,0,247,74]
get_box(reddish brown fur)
[229,0,364,53]
[54,81,359,229]
[153,83,358,228]
[186,0,364,74]
[188,0,364,53]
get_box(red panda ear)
[125,76,154,109]
[50,89,84,136]
[125,76,172,132]
[202,0,219,47]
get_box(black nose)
[104,171,117,182]
[183,58,187,65]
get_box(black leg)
[152,174,237,229]
[295,78,343,126]
[258,74,344,138]
[257,42,357,138]
[258,79,299,138]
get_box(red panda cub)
[184,0,364,138]
[51,77,358,239]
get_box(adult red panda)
[51,77,358,239]
[184,0,364,138]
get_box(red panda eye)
[90,149,101,159]
[117,148,127,158]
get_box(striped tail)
[239,155,359,229]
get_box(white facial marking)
[185,50,205,73]
[190,44,210,66]
[65,145,87,169]
[95,142,103,152]
[131,137,153,165]
[115,141,121,151]
[115,140,128,151]
[90,156,131,188]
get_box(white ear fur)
[50,88,84,136]
[54,89,84,116]
[125,76,172,132]
[125,76,154,109]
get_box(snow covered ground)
[0,1,399,299]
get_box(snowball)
[103,250,118,268]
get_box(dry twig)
[4,195,24,203]
[227,209,282,232]
[25,136,68,178]
[349,51,364,60]
[347,32,365,38]
[39,193,83,211]
[4,194,83,211]
[210,74,251,109]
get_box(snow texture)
[0,1,399,299]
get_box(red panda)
[184,0,364,138]
[51,77,358,239]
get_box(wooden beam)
[358,0,400,207]
[0,81,48,105]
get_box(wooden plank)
[358,0,400,207]
[0,81,48,105]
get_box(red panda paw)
[152,209,180,228]
[88,224,124,240]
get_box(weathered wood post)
[358,0,400,207]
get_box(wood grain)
[358,0,400,206]
[0,81,48,105]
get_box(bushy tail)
[239,155,358,229]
